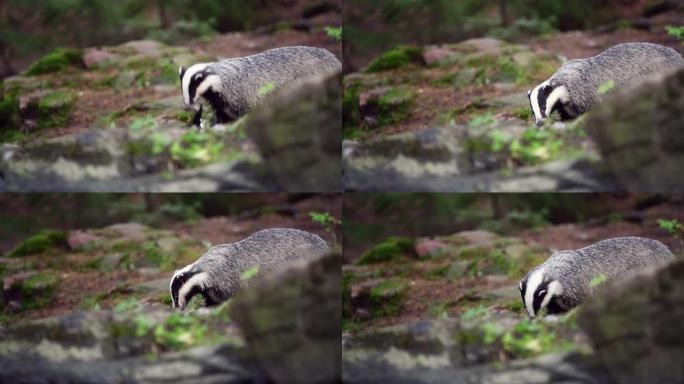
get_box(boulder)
[579,259,684,384]
[231,252,342,384]
[586,67,684,191]
[244,70,342,192]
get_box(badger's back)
[211,46,341,113]
[551,43,683,114]
[546,237,673,303]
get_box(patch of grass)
[356,236,415,265]
[365,45,423,73]
[7,229,68,257]
[21,273,60,310]
[513,107,532,120]
[369,278,408,317]
[461,305,489,321]
[425,265,449,280]
[114,297,143,313]
[153,313,209,350]
[24,48,84,76]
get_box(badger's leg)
[192,105,203,128]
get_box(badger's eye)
[537,289,546,297]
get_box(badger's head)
[179,63,220,121]
[528,80,569,127]
[169,263,218,310]
[519,267,564,317]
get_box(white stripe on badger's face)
[195,74,221,103]
[524,268,545,317]
[545,86,569,120]
[177,272,210,310]
[529,79,550,126]
[539,281,563,313]
[181,63,210,107]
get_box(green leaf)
[241,265,259,281]
[597,80,615,95]
[257,82,275,96]
[590,273,608,288]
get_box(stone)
[83,49,117,69]
[67,231,101,249]
[579,259,684,384]
[244,70,341,192]
[415,239,449,258]
[586,67,684,191]
[231,252,341,384]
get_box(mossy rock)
[377,86,416,125]
[369,278,408,317]
[365,45,424,73]
[21,273,60,310]
[24,48,84,76]
[36,91,77,129]
[7,230,69,257]
[356,236,415,265]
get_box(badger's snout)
[535,119,544,127]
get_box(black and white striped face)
[179,63,220,112]
[169,264,214,310]
[527,80,569,127]
[519,268,563,317]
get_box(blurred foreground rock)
[232,251,342,384]
[245,70,342,192]
[586,67,684,192]
[579,259,684,384]
[343,125,618,192]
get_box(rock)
[97,253,124,272]
[586,67,684,191]
[231,252,341,384]
[579,259,684,384]
[83,49,116,68]
[343,317,607,383]
[2,271,60,311]
[244,70,342,192]
[67,231,101,249]
[415,239,450,258]
[358,86,416,127]
[106,223,150,240]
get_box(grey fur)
[520,237,674,316]
[531,42,683,124]
[181,46,341,124]
[170,228,329,309]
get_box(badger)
[179,46,341,127]
[170,228,329,310]
[519,237,674,317]
[528,42,683,126]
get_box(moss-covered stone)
[24,48,84,76]
[377,86,416,125]
[36,91,77,129]
[365,45,424,73]
[356,236,415,265]
[7,230,69,257]
[369,278,408,317]
[20,272,61,310]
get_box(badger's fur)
[170,228,329,310]
[528,42,684,126]
[179,46,341,126]
[519,237,674,317]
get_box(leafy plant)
[590,273,608,288]
[325,26,342,41]
[665,25,684,42]
[241,265,259,281]
[309,211,341,246]
[597,80,615,94]
[257,82,275,96]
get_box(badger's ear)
[179,66,186,80]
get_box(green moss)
[513,107,532,120]
[365,45,423,73]
[24,48,84,76]
[356,236,415,265]
[37,91,77,129]
[377,87,416,125]
[369,278,408,317]
[21,273,60,310]
[0,91,20,136]
[8,230,69,257]
[176,110,195,124]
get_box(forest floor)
[0,196,341,326]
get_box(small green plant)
[658,218,683,248]
[114,297,143,313]
[309,211,341,246]
[325,26,342,42]
[462,305,489,321]
[665,25,684,42]
[468,112,496,129]
[597,80,615,94]
[590,273,608,288]
[241,265,259,281]
[257,82,275,96]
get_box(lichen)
[356,236,415,265]
[7,230,69,258]
[24,48,84,76]
[365,45,424,73]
